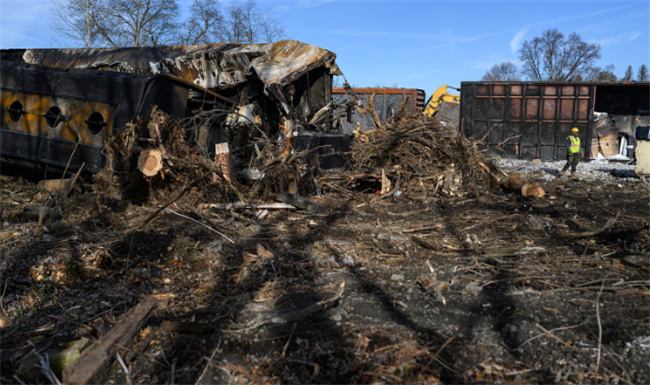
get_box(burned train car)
[459,81,650,160]
[1,40,343,174]
[0,61,214,174]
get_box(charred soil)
[1,114,649,385]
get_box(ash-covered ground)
[1,114,648,384]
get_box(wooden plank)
[62,296,160,385]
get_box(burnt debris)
[1,40,343,177]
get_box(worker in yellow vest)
[560,127,581,178]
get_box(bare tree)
[622,65,634,81]
[481,61,520,81]
[218,0,257,43]
[50,0,109,48]
[52,0,179,47]
[638,65,649,81]
[218,0,285,44]
[51,0,285,47]
[588,65,617,82]
[178,0,223,45]
[103,0,180,47]
[518,28,601,81]
[258,7,285,43]
[219,0,252,43]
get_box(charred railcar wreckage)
[0,40,345,175]
[332,87,425,134]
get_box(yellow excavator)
[423,85,460,125]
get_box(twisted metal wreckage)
[0,40,353,175]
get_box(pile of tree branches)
[99,107,215,203]
[348,112,503,196]
[237,131,322,202]
[98,107,321,204]
[97,103,510,205]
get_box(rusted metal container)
[332,87,425,134]
[459,81,650,160]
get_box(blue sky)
[1,0,648,99]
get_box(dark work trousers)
[561,153,579,173]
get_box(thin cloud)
[510,27,529,54]
[415,27,519,52]
[416,2,643,53]
[595,32,642,48]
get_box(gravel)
[491,156,648,186]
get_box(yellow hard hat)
[571,127,579,133]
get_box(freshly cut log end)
[138,149,163,177]
[213,142,232,182]
[521,183,545,198]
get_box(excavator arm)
[424,85,460,117]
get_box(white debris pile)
[625,335,650,353]
[491,157,646,185]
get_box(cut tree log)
[477,160,547,199]
[38,178,73,194]
[213,142,232,182]
[137,149,163,177]
[521,183,545,198]
[380,169,392,195]
[62,295,166,385]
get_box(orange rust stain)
[1,91,115,145]
[61,100,115,145]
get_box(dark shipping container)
[459,81,650,160]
